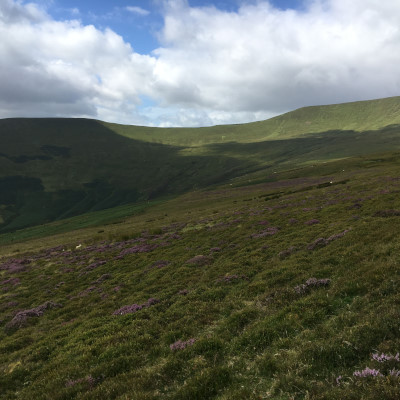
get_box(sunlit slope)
[105,96,400,145]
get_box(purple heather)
[353,367,383,378]
[170,338,196,351]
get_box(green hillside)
[106,96,400,145]
[1,150,400,399]
[1,96,400,233]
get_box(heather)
[1,152,400,399]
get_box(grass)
[0,198,168,247]
[1,149,400,399]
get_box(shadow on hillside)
[1,118,399,232]
[203,124,400,167]
[0,119,259,232]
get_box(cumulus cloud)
[154,0,400,115]
[1,0,400,126]
[0,0,155,123]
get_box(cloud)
[126,6,150,16]
[153,0,400,116]
[0,0,47,23]
[1,0,400,127]
[0,0,155,123]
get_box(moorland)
[1,96,400,399]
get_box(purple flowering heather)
[0,258,31,273]
[353,367,383,378]
[77,286,101,297]
[389,369,400,377]
[327,229,350,241]
[279,246,296,259]
[374,209,400,217]
[170,338,196,351]
[307,237,328,250]
[1,277,20,286]
[147,260,169,271]
[372,352,400,363]
[250,227,279,238]
[113,303,143,315]
[3,301,18,309]
[119,244,160,256]
[217,274,248,283]
[294,278,331,294]
[80,260,107,275]
[186,255,211,266]
[145,298,160,307]
[92,274,112,284]
[113,297,160,315]
[307,229,350,250]
[167,233,181,240]
[60,267,74,273]
[65,375,98,388]
[249,210,263,216]
[305,278,331,287]
[6,301,62,330]
[304,219,320,225]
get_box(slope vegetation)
[106,96,400,145]
[1,96,400,233]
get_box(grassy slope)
[105,96,400,145]
[1,151,400,399]
[1,97,400,233]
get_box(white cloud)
[1,0,400,127]
[153,0,400,116]
[126,6,150,16]
[0,0,155,123]
[0,0,47,23]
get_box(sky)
[1,0,400,127]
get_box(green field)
[1,97,400,399]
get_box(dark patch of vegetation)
[40,145,71,158]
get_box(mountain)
[1,96,400,232]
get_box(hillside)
[1,96,400,233]
[1,150,400,399]
[105,96,400,145]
